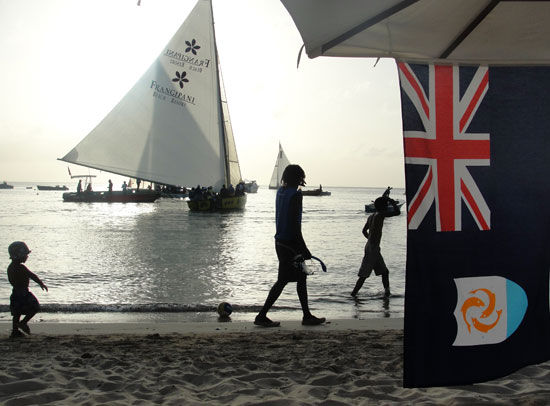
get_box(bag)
[292,254,315,275]
[276,241,327,275]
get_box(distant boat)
[36,185,69,191]
[59,0,246,210]
[160,186,189,199]
[59,173,158,203]
[63,189,160,203]
[244,180,259,193]
[301,187,331,196]
[59,171,160,204]
[0,181,14,189]
[268,143,291,189]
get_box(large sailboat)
[268,143,291,190]
[59,0,246,210]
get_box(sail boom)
[58,158,158,185]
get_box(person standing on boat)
[108,179,113,193]
[136,178,141,191]
[235,182,245,196]
[122,181,127,192]
[255,164,326,327]
[6,242,48,338]
[351,197,399,298]
[76,180,82,194]
[219,184,229,197]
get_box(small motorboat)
[365,199,405,214]
[244,180,259,193]
[301,188,331,196]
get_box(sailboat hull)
[62,190,160,203]
[187,194,247,211]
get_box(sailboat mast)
[210,0,231,187]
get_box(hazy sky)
[0,0,405,188]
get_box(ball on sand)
[217,302,233,317]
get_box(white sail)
[60,0,240,191]
[268,143,291,189]
[220,70,242,187]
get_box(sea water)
[0,184,407,323]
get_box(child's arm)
[362,218,371,239]
[28,270,48,292]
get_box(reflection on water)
[352,294,393,319]
[0,185,407,322]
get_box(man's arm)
[290,193,311,259]
[385,199,401,218]
[362,216,372,239]
[362,222,369,239]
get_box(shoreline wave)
[0,303,292,314]
[1,300,404,316]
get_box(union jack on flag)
[399,63,490,232]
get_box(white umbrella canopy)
[281,0,550,65]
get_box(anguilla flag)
[400,63,550,387]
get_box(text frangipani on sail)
[164,48,211,68]
[150,81,196,106]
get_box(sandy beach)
[1,318,550,405]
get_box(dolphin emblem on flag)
[453,276,527,346]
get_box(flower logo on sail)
[453,276,527,346]
[185,39,200,55]
[172,71,189,89]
